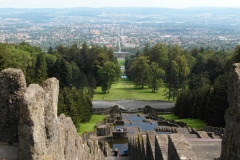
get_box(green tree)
[165,46,190,101]
[129,56,150,88]
[98,62,121,93]
[147,62,165,92]
[0,43,7,71]
[35,53,48,84]
[149,43,168,69]
[50,58,72,88]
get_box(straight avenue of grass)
[78,114,105,135]
[93,78,168,101]
[159,114,207,129]
[118,58,125,66]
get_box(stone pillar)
[41,78,60,159]
[220,63,240,160]
[146,131,156,160]
[0,68,26,143]
[18,84,46,159]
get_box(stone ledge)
[168,134,197,160]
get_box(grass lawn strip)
[159,114,207,129]
[93,79,168,101]
[78,114,105,135]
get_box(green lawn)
[78,114,106,135]
[118,58,125,66]
[93,79,168,101]
[159,114,207,129]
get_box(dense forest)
[0,42,120,130]
[125,44,240,127]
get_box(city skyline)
[1,0,240,8]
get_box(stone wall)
[201,126,224,137]
[128,132,197,160]
[146,131,155,160]
[0,68,106,160]
[0,68,26,143]
[168,134,197,160]
[155,134,168,160]
[220,63,240,160]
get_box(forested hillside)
[0,42,120,130]
[1,41,239,128]
[125,44,240,127]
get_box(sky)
[0,0,240,8]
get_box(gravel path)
[92,100,174,110]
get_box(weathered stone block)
[220,63,240,160]
[155,134,168,160]
[0,68,26,143]
[168,134,197,160]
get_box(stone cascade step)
[176,127,191,134]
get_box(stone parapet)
[168,134,197,160]
[155,134,168,160]
[201,126,224,137]
[146,131,156,160]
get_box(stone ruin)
[0,68,106,160]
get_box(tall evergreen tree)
[35,53,48,84]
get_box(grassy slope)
[93,79,168,101]
[78,114,106,135]
[160,114,207,129]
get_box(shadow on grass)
[94,91,106,94]
[114,87,144,91]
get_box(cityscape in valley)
[0,7,240,51]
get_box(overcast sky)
[0,0,240,8]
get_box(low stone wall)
[154,107,174,113]
[93,108,111,115]
[93,105,122,115]
[201,126,225,137]
[154,126,177,133]
[94,106,174,115]
[129,132,198,160]
[168,134,197,160]
[155,134,168,160]
[146,131,156,160]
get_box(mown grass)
[93,78,168,101]
[159,114,207,129]
[118,58,125,66]
[78,114,106,135]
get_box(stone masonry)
[220,63,240,160]
[0,68,106,160]
[0,68,26,143]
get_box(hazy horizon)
[0,0,240,9]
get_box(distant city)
[0,7,240,51]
